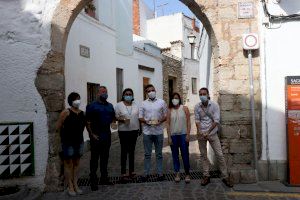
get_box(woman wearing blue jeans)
[167,92,191,183]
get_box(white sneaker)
[174,173,180,182]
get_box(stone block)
[229,169,240,184]
[35,74,64,90]
[227,80,250,94]
[229,140,252,153]
[240,169,257,183]
[221,110,251,123]
[218,7,236,20]
[233,153,252,164]
[220,125,240,139]
[229,23,250,37]
[218,40,231,57]
[218,67,234,80]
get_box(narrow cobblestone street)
[42,179,300,200]
[78,115,207,178]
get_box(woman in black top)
[56,92,85,196]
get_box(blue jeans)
[170,134,190,174]
[143,134,164,176]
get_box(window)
[87,82,100,104]
[143,77,150,100]
[116,68,124,102]
[192,78,197,94]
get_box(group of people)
[56,84,233,196]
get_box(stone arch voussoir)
[35,0,92,192]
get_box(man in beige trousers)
[194,87,232,187]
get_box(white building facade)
[146,13,211,109]
[258,1,300,180]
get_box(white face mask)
[172,99,179,106]
[72,100,81,108]
[148,91,156,99]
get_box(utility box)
[286,76,300,185]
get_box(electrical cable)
[261,0,300,21]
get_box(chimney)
[192,18,199,33]
[133,0,140,35]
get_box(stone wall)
[181,0,261,183]
[162,52,184,104]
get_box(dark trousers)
[170,134,190,174]
[119,130,138,174]
[90,135,111,180]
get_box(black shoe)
[100,177,114,185]
[222,178,233,188]
[141,175,149,182]
[90,184,98,191]
[201,176,210,186]
[157,175,165,181]
[90,176,98,191]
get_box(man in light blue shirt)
[139,84,168,181]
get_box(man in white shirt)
[194,87,232,187]
[139,84,168,181]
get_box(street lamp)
[187,33,196,59]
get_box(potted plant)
[85,2,96,18]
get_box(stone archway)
[35,0,92,192]
[35,0,260,191]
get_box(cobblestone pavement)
[79,115,216,178]
[42,179,300,200]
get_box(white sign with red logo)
[242,33,259,50]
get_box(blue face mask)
[200,95,208,102]
[124,95,133,102]
[100,93,108,100]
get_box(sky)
[143,0,195,18]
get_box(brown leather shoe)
[222,178,233,187]
[201,176,210,186]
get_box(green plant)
[85,2,96,11]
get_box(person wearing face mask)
[86,86,116,190]
[194,88,233,187]
[114,88,140,182]
[56,92,86,196]
[166,92,191,183]
[139,84,168,181]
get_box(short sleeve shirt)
[194,100,220,135]
[139,98,168,135]
[86,101,115,137]
[115,101,140,131]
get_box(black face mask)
[99,93,108,101]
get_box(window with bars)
[192,78,197,94]
[87,82,100,104]
[116,68,124,102]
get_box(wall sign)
[238,2,254,19]
[286,76,300,185]
[80,45,90,58]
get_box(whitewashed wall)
[146,13,183,48]
[115,0,133,55]
[260,1,300,161]
[135,49,163,104]
[184,59,200,109]
[65,12,117,141]
[0,0,59,188]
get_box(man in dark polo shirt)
[86,86,116,190]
